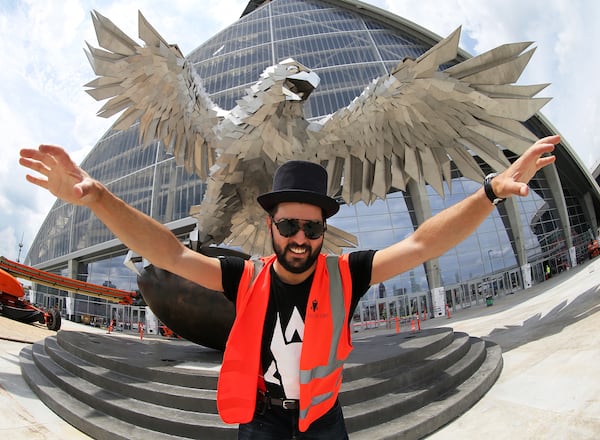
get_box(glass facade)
[25,0,600,323]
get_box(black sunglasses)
[271,218,326,239]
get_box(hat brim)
[257,190,339,218]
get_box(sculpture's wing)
[84,10,221,179]
[314,27,551,204]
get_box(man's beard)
[271,233,322,274]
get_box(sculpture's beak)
[283,70,320,101]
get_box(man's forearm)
[372,186,495,283]
[87,182,185,271]
[413,187,494,260]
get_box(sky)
[0,0,598,263]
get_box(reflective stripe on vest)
[297,255,353,431]
[216,255,275,425]
[299,256,347,409]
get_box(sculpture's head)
[280,58,320,101]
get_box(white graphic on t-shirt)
[263,307,304,398]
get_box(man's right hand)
[20,143,225,292]
[19,144,103,206]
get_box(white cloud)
[378,0,600,167]
[1,0,597,263]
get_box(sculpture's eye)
[286,65,299,74]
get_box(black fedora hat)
[257,161,339,218]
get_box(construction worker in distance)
[588,239,600,259]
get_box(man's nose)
[291,228,309,241]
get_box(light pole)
[17,233,24,263]
[487,249,494,273]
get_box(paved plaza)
[1,257,599,439]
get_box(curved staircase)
[20,327,502,439]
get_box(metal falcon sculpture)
[85,10,550,257]
[84,11,550,349]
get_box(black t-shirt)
[220,250,376,399]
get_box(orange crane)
[0,256,137,330]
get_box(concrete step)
[56,331,220,389]
[26,341,234,439]
[350,341,503,440]
[343,327,455,381]
[44,336,217,413]
[341,332,471,405]
[20,346,206,440]
[343,337,488,432]
[20,327,502,439]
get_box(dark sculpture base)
[136,246,249,350]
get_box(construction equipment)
[0,267,61,330]
[0,256,138,331]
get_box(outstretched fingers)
[536,154,556,170]
[19,149,53,189]
[531,135,559,163]
[38,144,74,165]
[20,156,47,176]
[517,135,558,174]
[496,135,559,199]
[20,144,91,204]
[24,173,50,190]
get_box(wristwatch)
[483,173,505,206]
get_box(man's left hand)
[492,134,559,199]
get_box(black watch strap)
[484,173,505,206]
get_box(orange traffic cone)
[417,315,421,331]
[411,318,415,332]
[395,316,400,333]
[446,304,451,319]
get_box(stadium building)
[24,0,600,328]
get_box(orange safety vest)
[216,253,353,432]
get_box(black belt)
[270,396,299,410]
[256,391,299,414]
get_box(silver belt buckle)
[281,399,296,409]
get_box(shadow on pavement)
[484,284,600,352]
